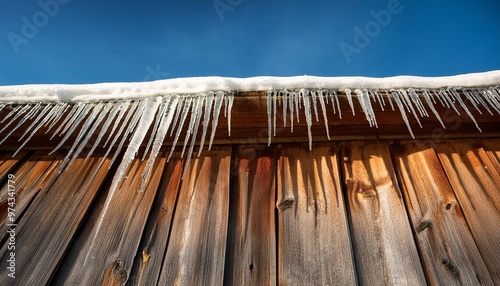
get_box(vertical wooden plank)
[0,152,62,237]
[224,145,276,285]
[0,151,112,286]
[158,146,231,285]
[434,139,500,282]
[52,150,168,285]
[342,141,426,285]
[393,140,494,285]
[127,153,183,285]
[480,138,500,176]
[277,143,356,285]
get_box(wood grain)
[224,145,277,285]
[52,150,168,285]
[127,152,184,285]
[393,140,494,285]
[434,139,500,283]
[0,151,112,286]
[342,141,426,285]
[277,143,356,285]
[0,152,62,242]
[158,146,231,285]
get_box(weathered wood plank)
[127,152,184,285]
[0,151,28,179]
[393,140,494,285]
[0,151,112,286]
[224,145,277,285]
[0,152,62,241]
[342,141,426,285]
[52,150,168,285]
[277,143,356,285]
[434,139,500,283]
[158,146,231,285]
[480,138,500,176]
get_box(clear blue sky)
[1,0,499,85]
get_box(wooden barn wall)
[0,138,499,285]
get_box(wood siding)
[0,138,499,285]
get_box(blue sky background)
[1,0,499,85]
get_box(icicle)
[102,101,139,171]
[1,104,27,124]
[50,103,83,138]
[399,90,422,128]
[317,90,330,140]
[273,90,277,137]
[422,90,445,129]
[49,103,94,154]
[18,103,51,140]
[391,90,415,139]
[408,89,428,117]
[109,100,145,168]
[0,104,31,136]
[103,101,131,148]
[440,89,460,115]
[197,91,214,156]
[168,96,192,161]
[311,90,319,122]
[471,89,494,115]
[282,92,288,128]
[433,90,448,108]
[461,88,482,114]
[482,88,500,114]
[301,89,313,150]
[54,103,92,139]
[13,104,54,155]
[0,104,40,145]
[354,89,377,128]
[385,90,395,111]
[209,91,224,150]
[448,88,481,132]
[227,92,234,136]
[294,91,300,122]
[142,98,168,161]
[58,102,107,171]
[182,95,205,179]
[267,91,272,146]
[289,92,295,132]
[170,96,184,136]
[45,102,69,132]
[373,90,385,111]
[180,95,203,158]
[86,101,127,159]
[345,89,355,116]
[333,90,342,118]
[141,96,179,189]
[85,96,161,266]
[61,102,114,171]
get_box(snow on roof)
[1,70,499,102]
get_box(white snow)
[0,70,499,102]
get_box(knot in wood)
[277,196,295,210]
